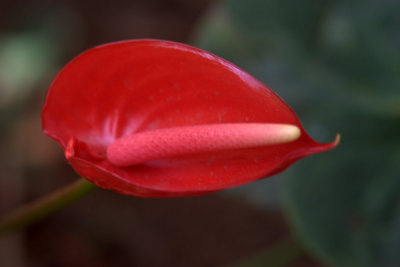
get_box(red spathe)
[42,39,338,197]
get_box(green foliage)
[195,0,400,266]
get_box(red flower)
[42,39,338,197]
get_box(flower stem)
[0,178,96,237]
[229,236,304,267]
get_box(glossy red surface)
[42,39,338,197]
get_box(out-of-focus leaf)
[194,0,400,113]
[194,0,400,266]
[0,33,56,107]
[283,142,400,267]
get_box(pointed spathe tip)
[333,133,341,147]
[303,132,341,156]
[319,133,341,153]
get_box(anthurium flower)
[42,39,338,197]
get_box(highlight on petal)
[41,39,338,197]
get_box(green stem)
[0,178,96,236]
[229,236,304,267]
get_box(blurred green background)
[0,0,399,266]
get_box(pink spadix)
[107,123,301,166]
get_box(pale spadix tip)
[107,123,301,167]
